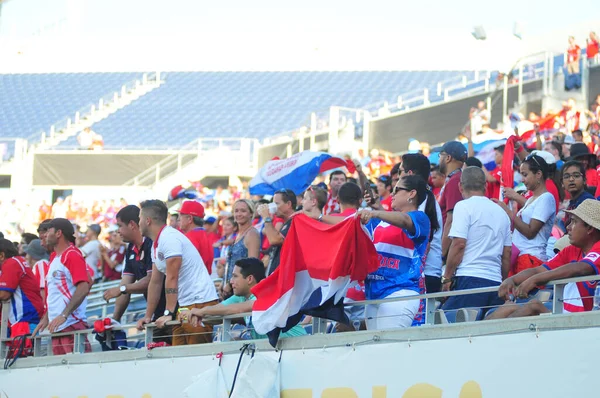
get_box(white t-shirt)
[512,192,556,261]
[418,197,443,277]
[151,226,218,306]
[449,196,512,282]
[80,239,101,279]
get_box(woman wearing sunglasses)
[495,154,556,276]
[358,175,440,330]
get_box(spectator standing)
[562,160,596,227]
[569,143,598,192]
[359,175,439,329]
[51,197,68,219]
[23,239,50,301]
[33,218,91,355]
[223,200,260,286]
[544,141,564,170]
[18,232,38,257]
[377,175,393,210]
[496,155,556,275]
[0,239,44,343]
[136,200,218,346]
[438,141,468,259]
[441,167,512,313]
[586,32,599,65]
[169,213,179,229]
[323,170,347,215]
[100,226,125,282]
[430,165,445,201]
[177,200,214,273]
[257,190,297,275]
[301,186,327,216]
[38,201,51,222]
[77,127,94,149]
[80,224,102,281]
[470,100,490,134]
[484,144,504,201]
[566,36,581,75]
[103,205,169,343]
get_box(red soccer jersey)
[0,256,44,325]
[485,167,502,201]
[185,228,214,273]
[542,241,600,312]
[380,195,393,211]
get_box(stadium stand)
[0,70,481,149]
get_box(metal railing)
[2,273,599,360]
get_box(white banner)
[0,327,596,397]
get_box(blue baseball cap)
[204,216,217,224]
[441,141,468,162]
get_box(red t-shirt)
[0,257,44,325]
[380,195,393,211]
[185,228,214,273]
[567,45,581,63]
[596,166,600,198]
[330,208,365,301]
[103,246,126,281]
[439,170,463,225]
[586,168,598,190]
[542,242,600,312]
[587,39,599,59]
[485,167,502,201]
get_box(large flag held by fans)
[249,151,356,195]
[251,214,378,347]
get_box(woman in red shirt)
[587,31,599,64]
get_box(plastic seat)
[456,308,482,323]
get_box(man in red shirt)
[489,199,600,319]
[323,170,347,215]
[0,239,44,351]
[177,200,213,273]
[438,141,467,259]
[377,175,393,211]
[485,144,504,201]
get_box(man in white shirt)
[441,167,512,314]
[80,224,102,281]
[136,199,218,346]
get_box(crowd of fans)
[2,50,600,355]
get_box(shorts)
[510,254,544,277]
[52,321,92,355]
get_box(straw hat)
[564,199,600,231]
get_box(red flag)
[251,214,377,346]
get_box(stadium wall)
[32,151,172,186]
[368,80,544,153]
[588,64,600,107]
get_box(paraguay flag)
[249,151,355,195]
[474,139,507,171]
[251,214,378,346]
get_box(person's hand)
[441,280,452,292]
[136,316,151,331]
[32,317,48,337]
[257,204,270,219]
[178,309,192,323]
[48,315,67,333]
[514,277,537,299]
[464,125,472,141]
[492,198,513,218]
[357,209,376,224]
[103,286,121,302]
[498,278,516,301]
[212,241,222,248]
[154,315,171,329]
[503,187,521,202]
[352,159,362,172]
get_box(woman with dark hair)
[562,160,596,227]
[358,175,439,330]
[496,154,556,275]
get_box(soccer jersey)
[151,226,218,306]
[46,246,89,331]
[0,256,44,325]
[185,227,214,273]
[364,211,430,300]
[32,259,50,290]
[542,241,600,312]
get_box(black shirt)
[267,218,292,276]
[123,237,166,321]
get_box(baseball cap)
[377,175,392,186]
[48,218,75,242]
[24,239,49,261]
[564,199,600,231]
[441,141,468,162]
[530,150,556,165]
[204,216,217,224]
[88,224,102,236]
[177,200,205,218]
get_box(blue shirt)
[364,211,430,300]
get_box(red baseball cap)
[177,200,205,218]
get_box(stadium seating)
[1,70,479,150]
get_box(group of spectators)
[3,98,600,358]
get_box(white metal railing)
[2,273,599,360]
[120,137,259,187]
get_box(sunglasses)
[393,186,412,195]
[525,154,542,168]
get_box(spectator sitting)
[441,167,512,315]
[488,199,600,318]
[0,239,44,350]
[562,161,596,227]
[77,127,94,150]
[495,155,556,275]
[179,257,306,340]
